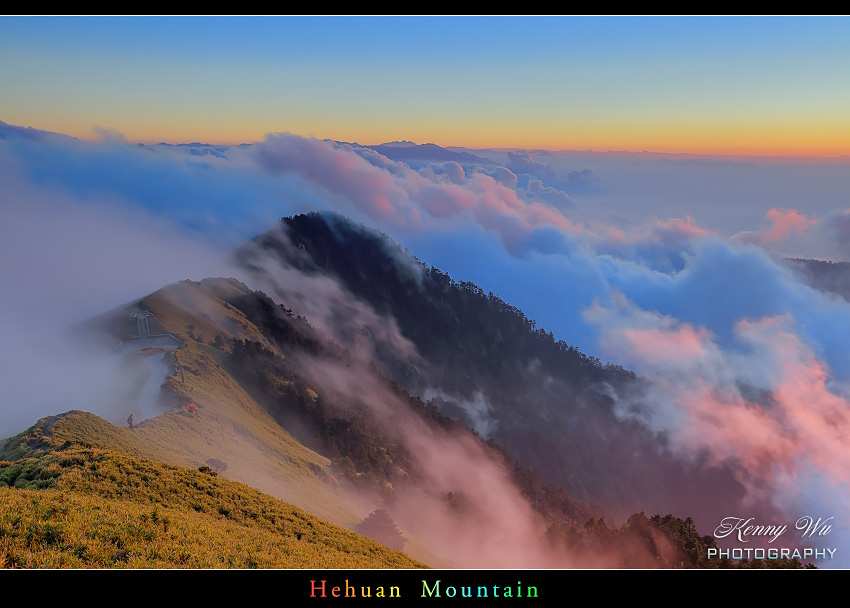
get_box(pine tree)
[356,509,405,551]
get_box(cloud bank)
[3,122,850,564]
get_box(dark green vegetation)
[220,289,600,528]
[240,212,744,523]
[356,509,405,552]
[202,283,736,567]
[226,213,808,568]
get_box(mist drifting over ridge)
[3,121,850,565]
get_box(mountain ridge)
[240,211,749,527]
[0,210,813,568]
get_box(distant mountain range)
[363,141,492,164]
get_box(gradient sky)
[2,15,850,154]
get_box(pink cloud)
[585,215,712,253]
[620,324,712,367]
[650,216,712,243]
[733,207,816,247]
[589,300,850,515]
[251,133,582,249]
[761,208,817,244]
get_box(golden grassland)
[19,339,366,527]
[0,447,426,569]
[0,279,439,568]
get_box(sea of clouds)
[3,121,850,564]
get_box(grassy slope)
[0,446,424,568]
[0,278,441,568]
[144,281,449,566]
[81,279,366,526]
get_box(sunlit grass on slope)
[0,273,445,567]
[0,447,425,569]
[1,337,363,527]
[137,284,363,526]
